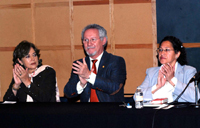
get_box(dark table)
[0,102,200,128]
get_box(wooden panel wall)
[0,0,157,101]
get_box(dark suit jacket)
[3,66,56,102]
[64,51,127,102]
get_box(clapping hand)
[72,58,93,87]
[160,63,174,82]
[156,70,166,89]
[13,63,30,87]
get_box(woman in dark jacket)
[3,40,60,102]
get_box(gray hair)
[81,24,108,47]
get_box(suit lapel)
[98,51,108,75]
[175,63,184,82]
[85,56,90,70]
[85,51,108,75]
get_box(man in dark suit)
[64,24,126,102]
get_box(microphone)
[189,71,200,83]
[169,71,200,107]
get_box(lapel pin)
[102,65,105,68]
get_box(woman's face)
[21,47,38,72]
[158,41,180,66]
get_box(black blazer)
[64,51,127,102]
[3,66,56,102]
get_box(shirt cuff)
[86,72,96,85]
[151,84,157,92]
[170,77,177,87]
[76,81,87,94]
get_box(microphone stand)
[194,80,199,108]
[168,71,200,108]
[187,80,200,108]
[168,80,197,108]
[168,81,190,108]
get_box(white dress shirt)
[77,52,104,94]
[151,62,178,102]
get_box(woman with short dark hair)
[3,40,60,102]
[134,36,199,103]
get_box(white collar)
[89,51,104,62]
[174,62,178,73]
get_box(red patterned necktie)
[90,59,99,102]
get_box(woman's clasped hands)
[13,62,31,90]
[156,63,175,89]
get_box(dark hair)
[81,24,108,48]
[13,40,42,67]
[159,36,187,65]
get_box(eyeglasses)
[83,37,101,44]
[156,48,174,53]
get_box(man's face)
[83,29,106,59]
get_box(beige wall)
[0,0,157,101]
